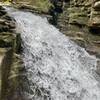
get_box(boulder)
[88,17,100,28]
[96,60,100,75]
[94,1,100,11]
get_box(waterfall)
[5,7,100,100]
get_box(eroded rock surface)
[0,5,23,100]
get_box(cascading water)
[5,7,100,100]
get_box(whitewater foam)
[5,7,100,100]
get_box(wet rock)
[0,6,15,33]
[88,17,100,28]
[0,48,13,100]
[0,19,14,26]
[70,37,86,48]
[96,60,100,75]
[0,18,15,32]
[0,32,22,54]
[0,6,5,11]
[0,32,15,48]
[94,1,100,10]
[0,48,24,100]
[0,5,24,100]
[0,6,7,16]
[93,41,100,46]
[6,53,25,100]
[0,48,7,98]
[2,15,13,21]
[15,33,22,54]
[0,10,7,16]
[86,45,100,58]
[68,6,89,26]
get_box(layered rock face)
[0,6,23,100]
[57,0,100,73]
[58,0,100,73]
[89,0,100,30]
[0,6,14,99]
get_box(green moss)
[0,32,15,48]
[69,16,88,25]
[15,0,53,12]
[31,0,52,12]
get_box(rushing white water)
[6,7,100,100]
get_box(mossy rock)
[71,37,86,48]
[0,32,15,48]
[14,0,53,13]
[67,7,87,14]
[68,12,87,18]
[0,48,8,98]
[69,16,88,25]
[93,1,100,11]
[88,17,100,28]
[0,17,15,32]
[0,32,22,54]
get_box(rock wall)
[58,0,100,57]
[0,6,23,100]
[57,0,100,74]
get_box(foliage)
[28,0,53,12]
